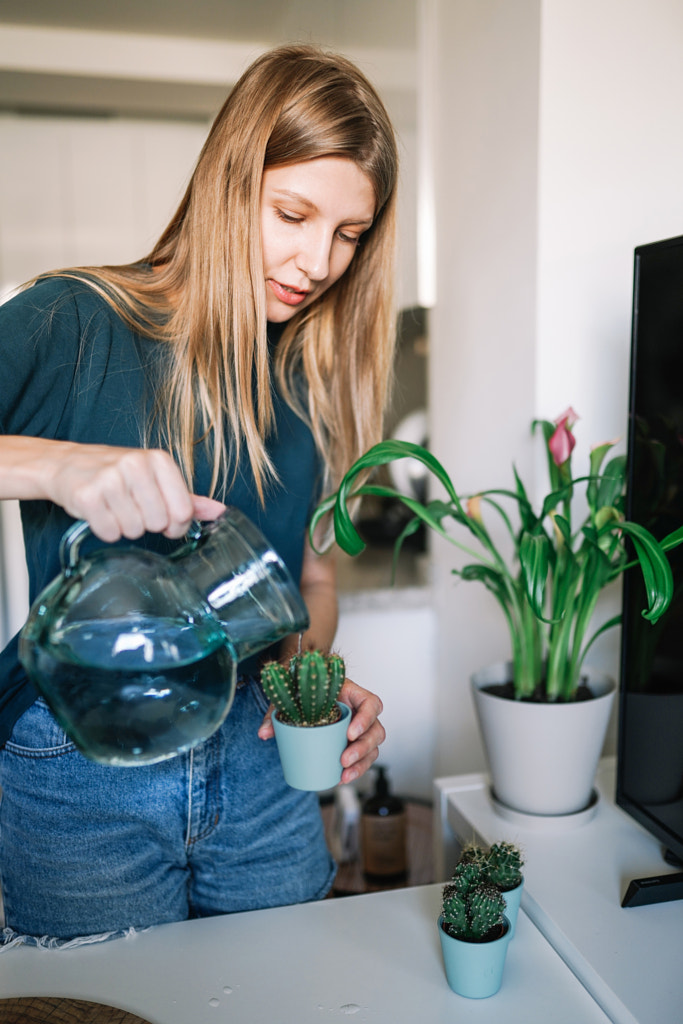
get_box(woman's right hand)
[0,436,225,542]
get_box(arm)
[258,534,386,784]
[0,435,225,542]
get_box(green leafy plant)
[260,649,345,726]
[311,409,683,702]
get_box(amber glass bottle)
[360,765,407,881]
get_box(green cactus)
[442,880,506,942]
[260,649,345,726]
[486,841,524,892]
[450,859,484,894]
[441,839,523,942]
[460,842,489,871]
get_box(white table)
[0,882,610,1023]
[434,758,683,1024]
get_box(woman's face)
[260,156,376,322]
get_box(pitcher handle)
[59,519,93,574]
[185,520,205,543]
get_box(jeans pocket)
[3,698,77,758]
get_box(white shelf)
[434,758,682,1024]
[0,883,610,1023]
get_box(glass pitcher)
[19,508,309,767]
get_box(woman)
[0,44,397,946]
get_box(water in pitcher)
[28,618,236,765]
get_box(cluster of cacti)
[260,649,345,726]
[440,840,524,942]
[460,840,524,892]
[441,864,507,942]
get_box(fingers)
[192,494,227,524]
[339,679,385,784]
[258,704,275,741]
[50,443,223,543]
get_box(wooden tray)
[0,997,153,1024]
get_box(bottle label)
[361,813,407,876]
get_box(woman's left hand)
[257,677,385,784]
[337,679,385,784]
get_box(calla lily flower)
[549,409,578,467]
[555,406,579,428]
[467,495,483,524]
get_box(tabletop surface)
[0,883,611,1024]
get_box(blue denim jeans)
[0,678,335,948]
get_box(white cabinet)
[434,759,682,1024]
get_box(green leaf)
[587,442,617,508]
[512,467,537,532]
[459,562,508,601]
[519,531,550,619]
[310,440,461,557]
[551,512,571,546]
[541,481,575,519]
[597,455,626,509]
[660,524,683,552]
[619,522,674,622]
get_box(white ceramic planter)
[272,702,350,791]
[471,661,615,817]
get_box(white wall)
[0,114,210,648]
[537,0,683,444]
[0,114,209,291]
[428,0,541,778]
[428,0,683,779]
[336,596,436,799]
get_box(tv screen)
[617,234,683,868]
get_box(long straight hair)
[47,45,398,501]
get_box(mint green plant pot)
[437,915,512,999]
[272,702,350,791]
[502,879,524,937]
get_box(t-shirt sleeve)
[0,277,82,439]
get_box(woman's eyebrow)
[271,188,317,210]
[271,188,374,226]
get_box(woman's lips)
[268,280,310,306]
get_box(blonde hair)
[46,44,398,501]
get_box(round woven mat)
[0,997,153,1024]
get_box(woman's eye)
[337,230,360,245]
[276,209,303,225]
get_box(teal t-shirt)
[0,276,322,743]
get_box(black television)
[617,233,683,906]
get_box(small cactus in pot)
[260,649,350,791]
[448,839,524,938]
[260,650,345,726]
[437,842,516,998]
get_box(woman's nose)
[296,228,331,282]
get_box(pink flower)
[549,408,579,467]
[554,407,579,429]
